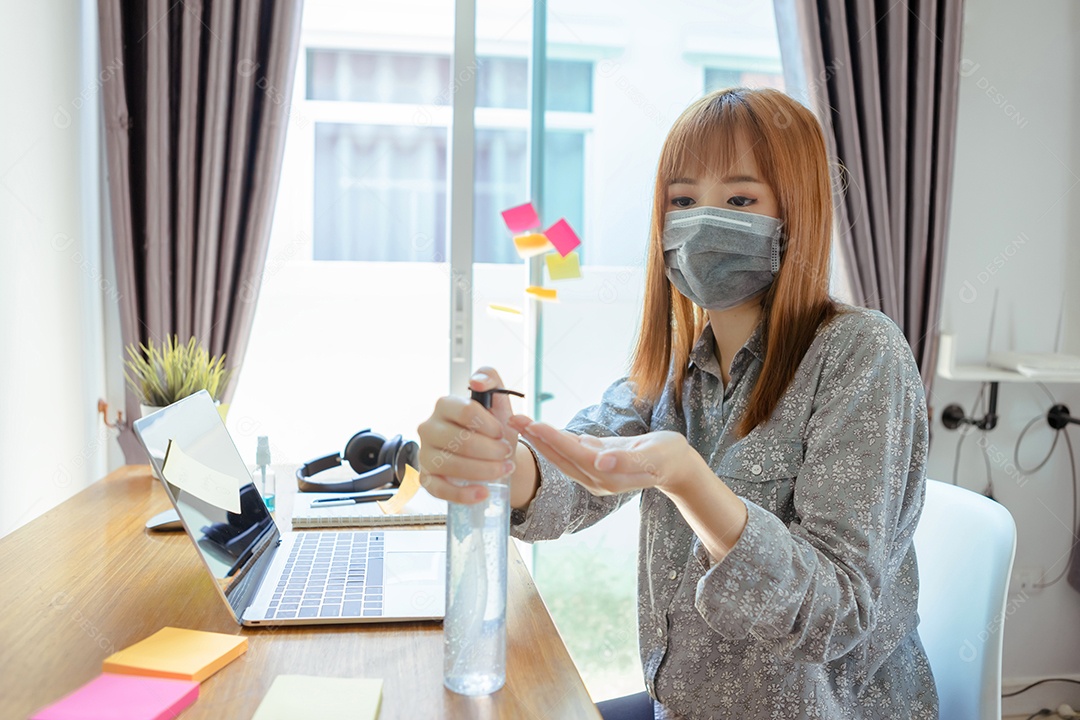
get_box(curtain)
[98,0,304,461]
[774,0,965,408]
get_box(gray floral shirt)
[511,304,939,719]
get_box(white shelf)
[936,334,1080,384]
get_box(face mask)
[662,206,783,310]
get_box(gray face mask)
[662,206,783,310]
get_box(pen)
[310,492,395,508]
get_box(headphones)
[296,430,419,493]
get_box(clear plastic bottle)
[443,387,521,696]
[255,436,276,512]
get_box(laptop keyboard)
[265,531,385,619]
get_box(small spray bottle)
[443,386,524,696]
[255,436,275,512]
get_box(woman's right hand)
[416,366,520,505]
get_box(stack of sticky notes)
[103,626,248,681]
[493,202,584,308]
[30,674,199,720]
[252,675,383,720]
[30,627,248,720]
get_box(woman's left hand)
[507,414,701,497]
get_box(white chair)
[912,479,1017,720]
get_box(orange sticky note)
[378,464,421,515]
[525,286,558,301]
[103,627,248,683]
[545,251,581,280]
[513,233,551,258]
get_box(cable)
[1003,677,1080,698]
[952,382,987,486]
[1024,710,1052,720]
[1015,411,1061,475]
[1036,427,1079,589]
[1036,380,1057,404]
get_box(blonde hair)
[629,88,843,438]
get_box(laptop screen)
[132,390,278,620]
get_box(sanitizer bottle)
[255,436,275,512]
[443,387,524,696]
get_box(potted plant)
[124,335,232,418]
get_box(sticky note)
[545,250,582,280]
[525,286,558,301]
[103,627,248,683]
[252,675,383,720]
[31,673,199,720]
[487,303,523,316]
[513,232,552,258]
[378,464,420,515]
[543,218,582,257]
[162,440,241,513]
[501,202,541,233]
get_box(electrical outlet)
[1011,565,1044,595]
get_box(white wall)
[930,0,1080,713]
[0,0,108,537]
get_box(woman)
[417,87,938,719]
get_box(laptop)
[132,390,445,626]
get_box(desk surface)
[0,465,601,719]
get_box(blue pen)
[310,492,394,508]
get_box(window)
[307,49,592,263]
[229,0,789,702]
[704,65,785,93]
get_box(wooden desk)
[0,465,601,719]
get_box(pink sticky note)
[501,202,541,233]
[543,218,582,257]
[31,673,199,720]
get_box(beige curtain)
[97,0,304,460]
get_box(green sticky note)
[252,676,383,720]
[545,251,581,280]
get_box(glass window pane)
[307,49,452,104]
[473,129,586,264]
[546,60,593,112]
[542,130,586,262]
[534,0,786,703]
[228,0,456,524]
[705,66,785,93]
[313,123,447,262]
[474,128,527,263]
[475,57,529,109]
[703,67,743,93]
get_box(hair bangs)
[658,90,766,188]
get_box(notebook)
[292,489,447,529]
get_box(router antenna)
[984,287,999,365]
[1054,288,1066,354]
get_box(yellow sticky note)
[252,676,383,720]
[162,440,241,513]
[103,627,248,683]
[487,303,523,316]
[513,233,551,258]
[525,286,558,302]
[377,464,421,515]
[545,251,581,280]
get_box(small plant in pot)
[124,335,232,418]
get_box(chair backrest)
[912,479,1017,720]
